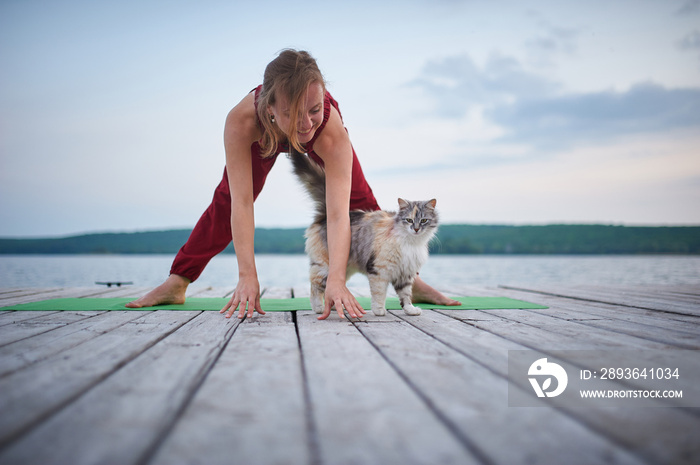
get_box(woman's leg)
[411,275,461,306]
[127,152,280,308]
[126,170,234,308]
[169,170,234,282]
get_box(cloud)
[411,53,700,150]
[677,0,700,15]
[677,30,700,53]
[489,82,700,148]
[408,53,559,118]
[527,27,578,53]
[526,25,580,66]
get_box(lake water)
[1,254,699,289]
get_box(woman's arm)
[219,92,266,319]
[312,106,366,320]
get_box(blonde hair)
[256,49,326,158]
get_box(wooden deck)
[0,284,698,465]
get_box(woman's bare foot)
[125,274,190,308]
[412,275,461,306]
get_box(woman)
[127,50,459,320]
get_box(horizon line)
[2,222,700,240]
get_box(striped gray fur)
[289,149,327,222]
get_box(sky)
[1,0,699,238]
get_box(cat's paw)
[310,295,324,314]
[372,306,387,316]
[403,304,422,316]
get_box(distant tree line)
[0,225,698,255]
[429,225,700,254]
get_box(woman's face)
[269,81,324,144]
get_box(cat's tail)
[289,149,326,222]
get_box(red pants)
[170,149,379,282]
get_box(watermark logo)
[528,358,568,398]
[509,350,696,408]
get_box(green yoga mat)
[0,296,546,312]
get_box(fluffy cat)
[289,150,439,317]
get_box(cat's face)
[397,198,438,236]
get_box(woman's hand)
[220,275,265,319]
[318,279,366,320]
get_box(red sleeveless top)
[251,85,379,212]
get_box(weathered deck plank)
[0,311,238,465]
[0,310,150,377]
[0,285,697,465]
[447,308,700,400]
[151,311,310,465]
[353,316,644,465]
[437,286,700,400]
[498,288,700,329]
[0,288,64,305]
[392,308,700,465]
[500,284,700,316]
[296,310,479,464]
[0,286,152,306]
[442,284,700,340]
[0,310,198,448]
[0,310,61,325]
[0,311,105,347]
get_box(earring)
[269,114,275,124]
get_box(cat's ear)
[426,199,437,209]
[398,198,409,209]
